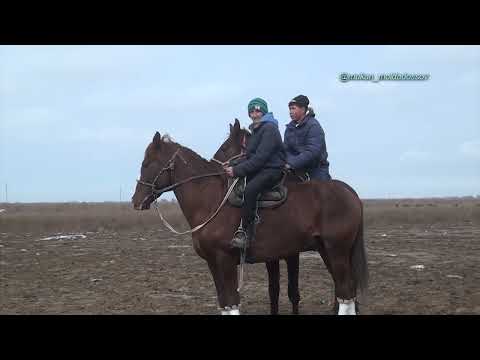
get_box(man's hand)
[284,163,292,171]
[224,166,234,178]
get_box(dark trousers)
[242,168,283,228]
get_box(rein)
[210,153,244,167]
[149,172,225,195]
[136,148,244,235]
[153,177,239,235]
[137,149,244,195]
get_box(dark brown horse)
[214,122,302,315]
[132,121,368,315]
[213,120,367,314]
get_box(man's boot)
[245,220,257,248]
[244,221,257,263]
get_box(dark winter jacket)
[284,114,330,180]
[233,112,286,178]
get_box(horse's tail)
[352,204,369,301]
[334,179,369,299]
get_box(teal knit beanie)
[247,97,268,114]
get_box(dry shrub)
[364,198,480,227]
[0,200,188,234]
[1,198,479,234]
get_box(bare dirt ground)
[1,200,479,315]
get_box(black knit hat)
[288,95,309,109]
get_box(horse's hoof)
[355,301,361,315]
[332,304,339,315]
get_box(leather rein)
[136,148,245,197]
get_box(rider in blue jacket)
[224,97,286,248]
[284,95,331,180]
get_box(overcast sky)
[1,45,479,202]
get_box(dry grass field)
[1,197,479,314]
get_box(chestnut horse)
[213,122,301,315]
[132,121,368,315]
[213,119,367,314]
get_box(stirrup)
[231,228,248,249]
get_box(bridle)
[136,145,245,202]
[211,133,247,167]
[135,145,246,236]
[136,148,188,196]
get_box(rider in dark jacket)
[284,95,331,180]
[224,97,286,248]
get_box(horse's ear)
[153,132,162,148]
[230,119,240,136]
[233,118,241,135]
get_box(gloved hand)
[229,157,245,167]
[224,166,234,178]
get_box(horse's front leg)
[207,259,226,313]
[286,253,301,315]
[266,260,280,315]
[209,251,241,315]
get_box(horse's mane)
[161,134,175,143]
[152,127,250,173]
[159,136,218,173]
[238,127,251,140]
[180,145,217,172]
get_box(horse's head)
[132,132,184,210]
[212,118,250,165]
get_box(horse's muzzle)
[133,193,158,210]
[133,202,151,211]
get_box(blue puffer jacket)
[284,114,331,180]
[233,113,286,178]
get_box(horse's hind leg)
[319,244,361,315]
[286,254,300,315]
[265,260,280,315]
[317,245,338,314]
[324,244,356,315]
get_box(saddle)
[227,171,288,208]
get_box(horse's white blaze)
[337,298,356,315]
